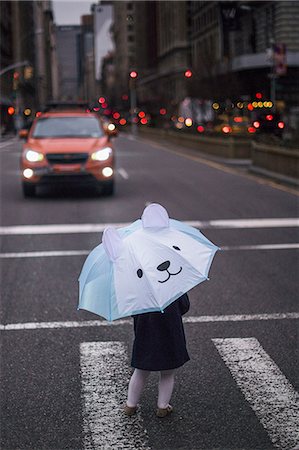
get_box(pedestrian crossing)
[80,342,150,450]
[80,337,299,450]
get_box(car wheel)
[22,182,36,197]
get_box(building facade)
[112,1,190,115]
[0,0,57,133]
[0,1,14,132]
[189,1,299,108]
[111,0,299,120]
[79,14,96,103]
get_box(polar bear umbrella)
[78,203,219,321]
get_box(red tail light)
[248,127,256,133]
[222,126,232,133]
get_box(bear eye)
[173,246,181,251]
[137,269,143,278]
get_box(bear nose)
[157,260,170,271]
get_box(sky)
[52,0,95,25]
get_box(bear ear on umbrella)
[141,203,170,228]
[102,227,123,262]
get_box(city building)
[34,1,59,107]
[0,0,57,133]
[92,1,114,83]
[189,1,299,109]
[55,25,81,100]
[0,1,14,133]
[112,1,190,116]
[111,0,299,124]
[79,14,96,103]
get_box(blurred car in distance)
[19,106,116,197]
[251,113,285,137]
[213,113,253,135]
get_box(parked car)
[19,108,116,197]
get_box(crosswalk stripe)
[213,337,299,449]
[1,312,298,331]
[0,218,298,235]
[80,341,149,450]
[0,243,298,258]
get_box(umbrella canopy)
[78,203,219,321]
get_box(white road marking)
[118,168,129,179]
[221,243,299,251]
[0,242,298,258]
[0,250,90,258]
[1,312,298,331]
[80,341,149,450]
[0,218,298,236]
[0,139,17,150]
[213,337,299,449]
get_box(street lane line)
[213,337,299,450]
[221,243,299,251]
[0,250,90,258]
[80,341,149,450]
[1,312,298,331]
[0,139,17,150]
[118,168,129,179]
[1,243,298,258]
[0,218,298,236]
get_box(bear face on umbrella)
[103,222,213,317]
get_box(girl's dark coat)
[131,294,190,371]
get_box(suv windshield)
[32,117,104,138]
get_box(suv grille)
[46,153,89,164]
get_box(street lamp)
[129,70,138,136]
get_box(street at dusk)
[1,1,299,449]
[1,132,298,449]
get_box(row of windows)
[192,6,218,33]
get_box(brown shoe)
[124,404,137,416]
[156,404,173,418]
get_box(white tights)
[127,368,175,409]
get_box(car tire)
[22,182,36,197]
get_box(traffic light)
[24,66,33,80]
[8,106,15,115]
[184,70,192,78]
[129,71,138,79]
[13,72,19,90]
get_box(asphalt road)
[0,133,298,450]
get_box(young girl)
[125,293,190,418]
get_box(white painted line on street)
[0,218,298,236]
[197,218,299,229]
[0,139,17,150]
[221,243,299,251]
[213,337,299,449]
[80,341,149,450]
[1,242,298,258]
[1,312,298,331]
[118,168,129,179]
[0,250,89,258]
[183,312,299,324]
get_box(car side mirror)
[19,129,29,139]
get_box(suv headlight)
[91,147,112,161]
[25,149,44,162]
